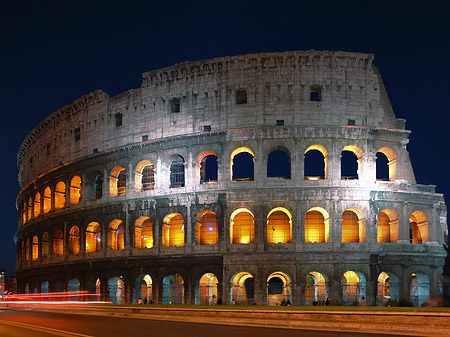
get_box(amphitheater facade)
[15,51,448,306]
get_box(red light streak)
[0,291,111,304]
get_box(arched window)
[267,208,292,243]
[117,171,126,195]
[305,207,330,243]
[195,211,218,245]
[231,147,254,181]
[304,145,328,180]
[108,219,125,250]
[162,213,185,247]
[377,147,397,182]
[196,273,218,305]
[109,166,126,196]
[230,208,254,244]
[170,156,185,188]
[95,173,103,199]
[27,197,33,220]
[341,145,363,180]
[53,229,64,256]
[200,154,218,184]
[69,226,80,255]
[54,181,66,209]
[32,235,39,261]
[25,238,30,261]
[230,272,254,305]
[34,193,41,218]
[70,176,81,204]
[142,165,155,190]
[22,202,27,224]
[410,211,428,244]
[43,187,51,213]
[341,208,365,243]
[267,149,290,179]
[267,272,292,306]
[86,222,101,253]
[134,216,153,248]
[377,209,399,243]
[42,232,49,258]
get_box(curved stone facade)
[15,51,447,306]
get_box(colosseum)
[15,50,448,306]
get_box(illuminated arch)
[341,270,366,305]
[267,207,292,243]
[162,273,184,304]
[43,186,51,213]
[33,192,41,218]
[305,207,330,243]
[410,211,428,244]
[54,181,66,209]
[69,175,81,204]
[377,147,397,181]
[341,145,363,180]
[134,216,153,248]
[410,272,430,306]
[110,165,126,196]
[376,271,399,305]
[304,145,328,180]
[195,210,218,245]
[133,273,153,304]
[230,147,254,181]
[32,235,39,261]
[108,219,125,250]
[195,273,218,305]
[162,213,185,247]
[108,276,125,304]
[230,208,254,244]
[377,209,399,243]
[230,271,254,305]
[52,229,64,256]
[25,238,30,261]
[341,207,365,243]
[305,271,329,305]
[135,160,155,191]
[27,197,32,220]
[267,272,292,306]
[196,150,218,184]
[68,225,80,255]
[86,222,101,253]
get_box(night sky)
[1,1,449,277]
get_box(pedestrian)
[325,297,330,306]
[143,297,147,304]
[360,296,367,306]
[286,299,291,306]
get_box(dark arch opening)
[341,151,358,180]
[232,152,254,181]
[244,278,254,301]
[267,150,290,179]
[268,277,283,295]
[304,149,325,179]
[376,152,389,181]
[200,155,218,183]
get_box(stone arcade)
[15,51,448,306]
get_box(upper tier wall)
[17,50,403,187]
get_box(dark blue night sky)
[1,0,449,276]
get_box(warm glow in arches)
[230,208,255,244]
[134,216,153,248]
[135,160,155,191]
[342,145,364,158]
[43,187,51,213]
[54,181,66,209]
[377,209,399,243]
[32,235,39,261]
[267,207,292,244]
[108,219,125,250]
[69,176,81,204]
[109,165,126,196]
[33,193,41,218]
[196,210,218,245]
[341,207,366,243]
[86,222,101,253]
[410,211,429,244]
[305,207,330,243]
[162,213,185,247]
[377,147,397,181]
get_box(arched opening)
[42,232,49,258]
[86,222,101,253]
[134,274,153,304]
[68,278,80,301]
[86,277,101,300]
[68,226,80,255]
[267,207,292,244]
[195,211,218,245]
[341,271,366,306]
[438,274,450,298]
[410,273,430,306]
[410,211,428,244]
[341,145,363,180]
[170,156,185,188]
[162,273,184,304]
[21,202,26,224]
[377,147,397,181]
[231,147,254,181]
[134,216,153,248]
[162,213,184,247]
[54,181,66,209]
[195,273,218,305]
[305,207,330,243]
[41,280,49,300]
[69,175,82,204]
[267,149,290,179]
[25,238,30,261]
[52,229,64,256]
[108,219,125,250]
[109,165,126,197]
[305,272,328,305]
[43,187,51,213]
[376,272,399,306]
[95,173,103,199]
[33,193,41,218]
[32,235,39,261]
[27,197,32,220]
[304,145,328,180]
[230,272,254,305]
[135,160,155,191]
[341,208,365,243]
[230,208,254,244]
[267,272,291,306]
[198,152,218,184]
[377,209,399,243]
[108,276,125,304]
